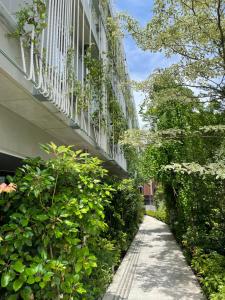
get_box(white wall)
[0,0,32,15]
[0,105,60,159]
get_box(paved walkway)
[103,216,205,300]
[145,204,156,211]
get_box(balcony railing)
[16,0,128,170]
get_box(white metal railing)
[19,0,128,171]
[109,144,127,171]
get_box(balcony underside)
[0,67,128,177]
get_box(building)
[143,181,156,205]
[0,0,138,179]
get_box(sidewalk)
[103,216,205,300]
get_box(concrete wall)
[0,104,60,159]
[0,0,31,15]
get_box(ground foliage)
[0,144,144,300]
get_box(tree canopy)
[122,0,225,105]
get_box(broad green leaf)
[39,281,45,289]
[25,267,38,276]
[55,230,63,238]
[1,272,11,287]
[26,276,35,284]
[39,248,47,260]
[5,232,14,241]
[13,277,25,292]
[35,276,41,282]
[73,274,80,283]
[43,272,53,282]
[12,260,25,273]
[75,263,82,273]
[76,286,86,294]
[21,218,29,227]
[10,254,19,260]
[35,214,48,221]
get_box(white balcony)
[0,0,137,175]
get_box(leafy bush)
[104,178,144,253]
[191,249,225,300]
[0,144,114,299]
[0,144,144,299]
[146,203,169,224]
[153,184,165,209]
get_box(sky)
[113,0,174,126]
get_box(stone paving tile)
[103,216,205,300]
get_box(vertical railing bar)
[36,25,45,90]
[66,0,70,115]
[69,0,73,117]
[66,0,72,116]
[20,38,27,74]
[70,0,76,119]
[26,27,35,81]
[59,0,65,110]
[71,0,76,119]
[59,0,64,110]
[56,0,63,107]
[98,5,101,147]
[81,4,84,87]
[76,0,80,121]
[42,0,51,96]
[47,0,55,98]
[64,0,69,114]
[65,0,70,115]
[62,0,66,113]
[88,0,92,136]
[62,0,67,112]
[34,52,40,84]
[53,0,60,106]
[67,0,72,117]
[64,0,71,116]
[50,0,57,101]
[81,3,86,131]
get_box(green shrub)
[146,203,169,224]
[153,184,165,209]
[0,144,145,299]
[191,248,225,299]
[104,178,144,253]
[0,143,114,299]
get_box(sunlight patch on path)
[103,216,205,300]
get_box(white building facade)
[0,0,138,177]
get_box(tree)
[120,2,225,298]
[122,0,225,105]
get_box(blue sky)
[113,0,174,126]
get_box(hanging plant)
[91,110,107,131]
[84,46,105,102]
[108,86,128,144]
[99,0,109,15]
[9,0,47,50]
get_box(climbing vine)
[108,86,128,145]
[10,0,137,170]
[9,0,47,49]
